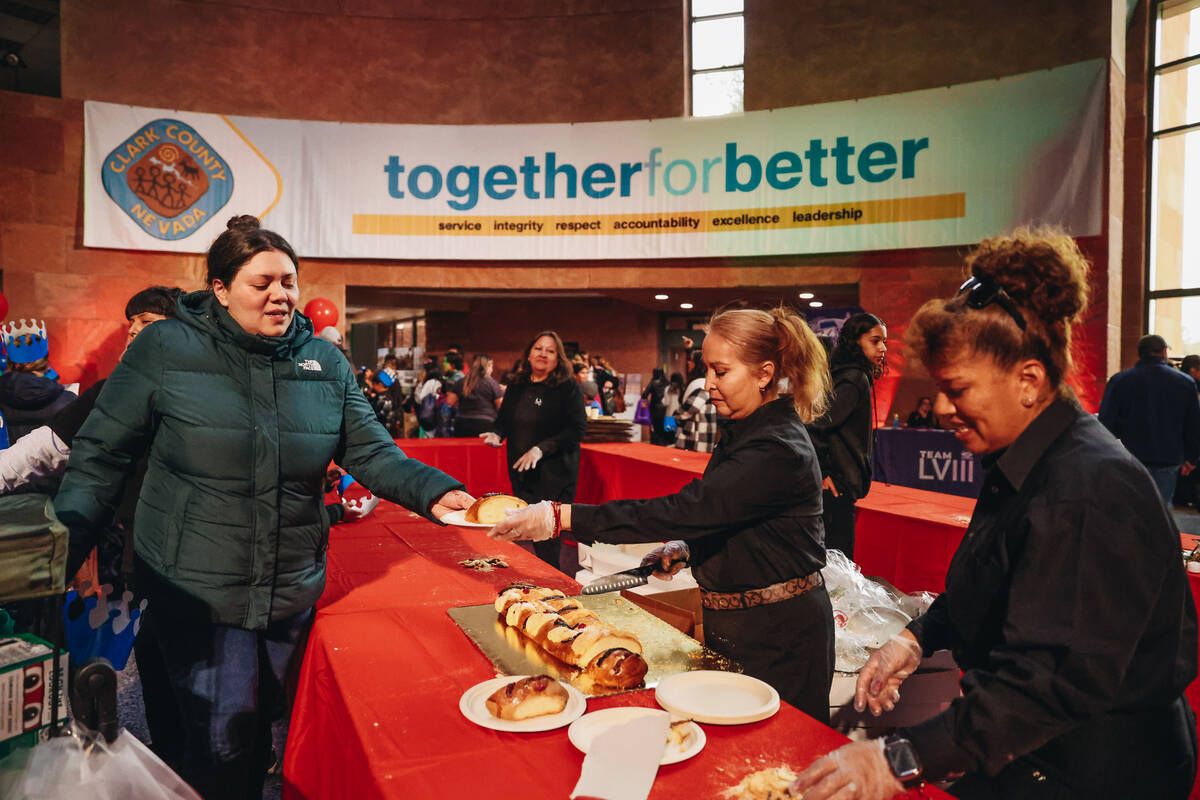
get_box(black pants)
[702,586,835,724]
[949,695,1197,800]
[822,489,857,559]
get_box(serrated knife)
[582,560,684,595]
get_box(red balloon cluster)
[303,298,339,330]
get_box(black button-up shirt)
[904,396,1198,781]
[570,397,826,592]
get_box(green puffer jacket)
[54,291,463,629]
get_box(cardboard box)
[0,634,68,752]
[828,650,960,741]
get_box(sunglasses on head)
[956,276,1027,330]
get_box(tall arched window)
[1148,0,1200,358]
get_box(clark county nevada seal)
[102,118,234,241]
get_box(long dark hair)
[832,312,886,381]
[513,330,572,386]
[206,215,298,286]
[462,354,492,398]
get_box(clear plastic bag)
[1,723,200,800]
[822,549,936,673]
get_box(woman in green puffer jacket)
[54,215,472,800]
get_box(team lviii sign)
[100,119,234,241]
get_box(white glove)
[512,446,543,472]
[488,500,556,542]
[854,631,922,716]
[790,739,904,800]
[638,540,690,580]
[342,493,380,521]
[480,432,502,448]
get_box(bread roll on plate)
[485,674,569,720]
[465,493,528,524]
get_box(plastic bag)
[1,723,201,800]
[821,549,934,673]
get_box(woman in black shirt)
[491,307,836,720]
[795,228,1198,799]
[905,395,938,428]
[484,331,586,573]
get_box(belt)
[701,572,823,611]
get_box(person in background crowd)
[499,357,523,389]
[445,351,465,383]
[54,215,471,800]
[1183,354,1200,393]
[598,373,622,416]
[492,306,836,721]
[483,330,586,574]
[663,370,684,418]
[806,312,887,559]
[380,353,400,382]
[675,350,719,452]
[453,354,504,438]
[642,367,671,445]
[1176,354,1200,508]
[415,359,443,438]
[1098,334,1199,507]
[435,376,458,437]
[366,369,397,431]
[796,228,1198,800]
[0,319,76,443]
[573,361,599,404]
[905,396,939,428]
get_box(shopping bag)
[1,722,201,800]
[633,398,651,425]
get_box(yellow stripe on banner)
[352,193,965,237]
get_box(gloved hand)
[480,432,502,448]
[790,739,904,800]
[512,446,543,472]
[489,500,556,542]
[342,493,380,521]
[854,630,922,716]
[638,540,690,580]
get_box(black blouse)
[570,398,826,593]
[903,396,1198,781]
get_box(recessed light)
[808,301,824,308]
[680,303,694,310]
[798,292,814,299]
[395,323,404,329]
[654,293,669,300]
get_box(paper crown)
[0,318,49,364]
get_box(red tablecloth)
[284,443,948,800]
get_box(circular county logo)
[101,119,234,241]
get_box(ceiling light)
[396,323,405,329]
[809,301,823,308]
[654,293,669,300]
[680,303,694,310]
[798,292,814,299]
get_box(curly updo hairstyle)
[206,215,299,286]
[905,226,1090,394]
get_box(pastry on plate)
[485,674,569,720]
[465,493,528,524]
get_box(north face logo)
[298,360,322,372]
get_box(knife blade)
[582,560,684,595]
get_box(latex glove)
[431,489,475,522]
[790,740,904,800]
[854,630,922,716]
[489,500,556,542]
[342,493,380,521]
[512,446,543,472]
[822,475,840,498]
[480,432,502,448]
[638,540,690,580]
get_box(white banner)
[84,60,1104,260]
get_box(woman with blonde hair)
[794,228,1197,799]
[492,306,837,719]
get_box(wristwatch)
[883,734,923,786]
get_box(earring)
[760,384,768,394]
[1021,395,1034,408]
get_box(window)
[1148,0,1200,356]
[690,0,743,117]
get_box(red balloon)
[303,298,339,329]
[0,291,7,321]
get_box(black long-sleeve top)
[492,377,587,502]
[570,398,826,592]
[903,396,1198,781]
[806,363,874,500]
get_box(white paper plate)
[568,707,705,765]
[654,671,780,725]
[459,675,586,732]
[441,509,493,528]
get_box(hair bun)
[967,226,1089,325]
[226,214,261,233]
